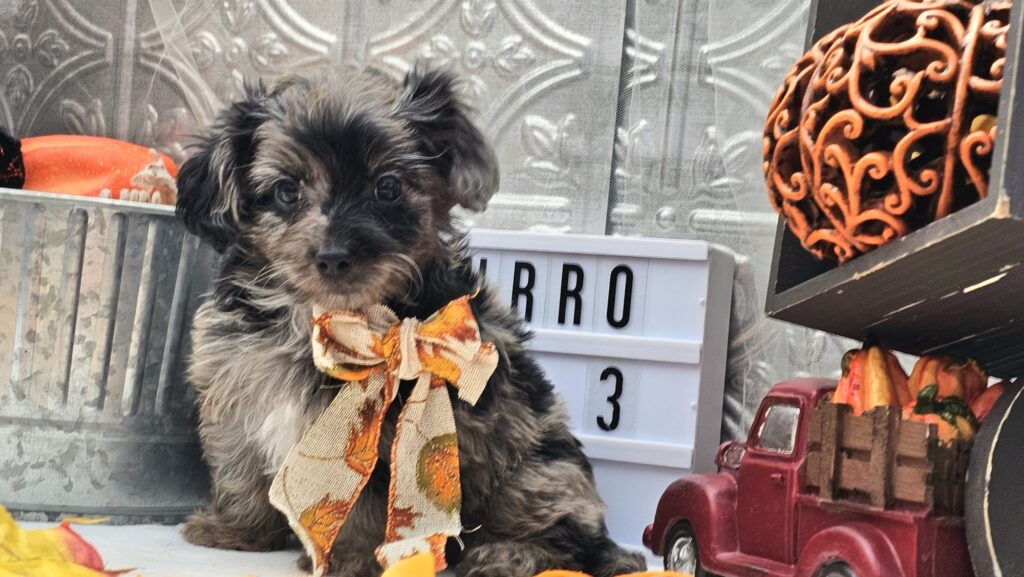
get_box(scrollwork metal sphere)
[764,0,1010,263]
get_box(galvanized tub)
[0,188,215,522]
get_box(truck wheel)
[664,523,711,576]
[815,561,856,577]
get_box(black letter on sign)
[606,265,633,329]
[478,257,488,279]
[511,261,535,322]
[597,367,623,431]
[558,264,584,326]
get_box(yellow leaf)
[0,506,115,576]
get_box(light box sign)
[468,230,734,552]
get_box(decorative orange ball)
[763,0,1010,263]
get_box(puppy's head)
[177,67,498,309]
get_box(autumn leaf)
[299,495,355,555]
[345,400,385,475]
[426,535,448,571]
[419,298,479,344]
[0,506,127,576]
[418,350,462,385]
[385,506,421,542]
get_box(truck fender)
[648,474,738,560]
[796,523,905,577]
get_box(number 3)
[597,367,624,431]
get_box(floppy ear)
[394,67,499,212]
[176,84,267,252]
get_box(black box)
[766,0,1024,378]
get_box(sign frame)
[468,229,735,473]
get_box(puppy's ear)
[177,84,267,252]
[395,67,499,212]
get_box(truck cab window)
[755,404,800,454]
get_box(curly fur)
[176,65,645,577]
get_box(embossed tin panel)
[0,1,119,138]
[358,0,628,234]
[129,0,349,163]
[0,189,215,520]
[608,0,851,437]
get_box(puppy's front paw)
[181,508,286,552]
[456,542,560,577]
[297,550,382,577]
[589,546,646,577]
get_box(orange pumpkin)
[833,345,909,415]
[971,381,1009,422]
[907,355,986,405]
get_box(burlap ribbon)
[269,296,498,577]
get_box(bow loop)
[313,296,497,405]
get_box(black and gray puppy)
[175,66,645,577]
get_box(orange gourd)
[20,135,178,205]
[833,344,909,415]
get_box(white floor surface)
[26,522,306,577]
[23,522,653,576]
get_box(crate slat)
[893,465,931,504]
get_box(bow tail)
[269,371,395,577]
[376,375,463,571]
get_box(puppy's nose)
[315,248,351,278]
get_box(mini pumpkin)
[907,355,987,405]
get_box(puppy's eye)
[274,179,300,206]
[374,175,403,203]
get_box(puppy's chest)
[212,334,324,474]
[256,398,311,475]
[254,377,411,475]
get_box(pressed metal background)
[0,0,855,488]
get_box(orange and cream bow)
[269,296,498,577]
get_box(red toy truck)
[643,379,973,577]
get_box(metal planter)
[0,188,214,522]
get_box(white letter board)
[468,230,734,554]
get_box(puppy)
[175,66,645,577]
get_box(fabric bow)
[269,296,498,577]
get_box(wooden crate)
[806,402,970,516]
[766,0,1024,378]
